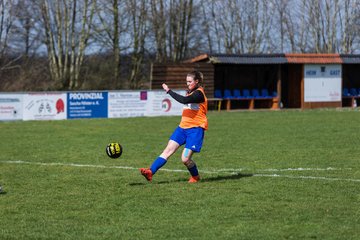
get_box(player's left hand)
[162,83,169,92]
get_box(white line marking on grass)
[218,167,351,172]
[0,160,139,171]
[253,174,360,182]
[1,160,359,183]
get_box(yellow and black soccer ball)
[106,142,123,159]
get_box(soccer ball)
[106,142,123,158]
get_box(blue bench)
[216,89,279,110]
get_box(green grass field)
[1,109,360,239]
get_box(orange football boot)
[188,175,200,183]
[140,168,153,181]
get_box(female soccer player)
[140,70,208,183]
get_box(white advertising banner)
[145,90,186,116]
[23,93,67,120]
[108,90,185,118]
[108,91,147,118]
[0,94,23,121]
[304,64,342,102]
[1,90,188,121]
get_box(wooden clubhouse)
[151,53,360,110]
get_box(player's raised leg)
[140,140,180,181]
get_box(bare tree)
[127,0,148,88]
[150,0,167,62]
[0,0,20,72]
[199,0,359,54]
[169,0,194,61]
[40,0,96,90]
[0,0,11,57]
[218,0,241,53]
[200,0,273,54]
[200,0,217,53]
[244,0,273,53]
[149,0,196,62]
[304,0,339,53]
[10,0,44,58]
[93,0,130,88]
[338,0,359,53]
[269,0,292,52]
[287,0,360,54]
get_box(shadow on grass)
[129,172,253,186]
[202,173,253,182]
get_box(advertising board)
[67,92,108,119]
[0,94,23,121]
[108,90,185,118]
[23,93,67,120]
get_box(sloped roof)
[185,53,287,64]
[186,53,347,64]
[285,53,342,64]
[340,54,360,64]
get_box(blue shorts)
[170,126,205,152]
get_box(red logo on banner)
[56,99,65,113]
[162,99,171,112]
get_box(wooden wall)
[281,64,302,108]
[303,101,341,108]
[151,63,215,97]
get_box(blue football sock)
[150,157,167,175]
[188,164,199,177]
